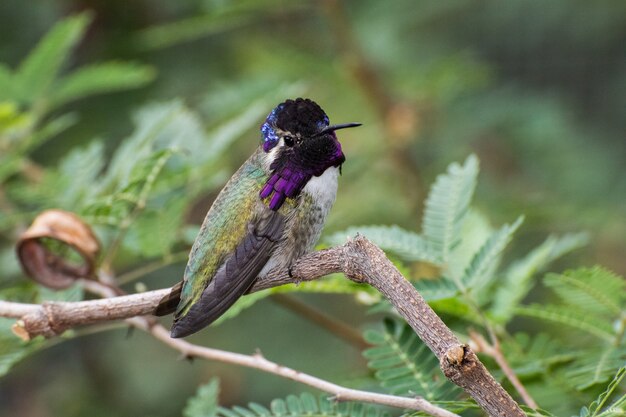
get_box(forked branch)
[1,236,525,416]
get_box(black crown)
[274,98,329,137]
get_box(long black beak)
[319,122,362,135]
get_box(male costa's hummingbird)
[156,98,361,338]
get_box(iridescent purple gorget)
[259,98,352,211]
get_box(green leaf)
[123,148,179,201]
[84,147,179,228]
[502,333,574,379]
[429,297,479,323]
[414,279,459,302]
[545,267,625,318]
[15,13,91,103]
[136,12,251,50]
[515,304,615,342]
[565,346,626,390]
[363,319,461,402]
[212,276,378,325]
[0,64,16,100]
[422,155,479,263]
[583,366,626,416]
[273,275,378,301]
[325,225,439,264]
[184,378,220,417]
[52,140,105,208]
[203,99,273,164]
[520,406,559,417]
[24,112,78,152]
[135,2,311,51]
[102,100,207,191]
[218,392,389,417]
[460,216,523,294]
[50,62,155,107]
[446,209,493,281]
[490,233,589,323]
[124,197,187,257]
[0,318,43,378]
[211,290,272,326]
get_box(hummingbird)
[156,98,361,338]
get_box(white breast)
[302,167,339,212]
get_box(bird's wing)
[157,151,292,337]
[175,156,268,316]
[170,208,284,337]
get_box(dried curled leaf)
[16,209,100,289]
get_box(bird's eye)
[284,136,295,147]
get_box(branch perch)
[1,236,525,416]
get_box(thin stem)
[469,330,538,409]
[271,294,368,350]
[116,251,188,285]
[143,320,459,417]
[100,121,179,270]
[0,294,458,416]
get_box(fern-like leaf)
[460,216,523,293]
[501,333,574,379]
[213,275,380,326]
[325,225,439,263]
[515,305,615,342]
[136,12,251,50]
[203,99,277,163]
[0,64,16,100]
[184,378,220,417]
[414,279,459,302]
[363,319,461,403]
[50,62,155,107]
[217,392,389,417]
[24,112,78,152]
[15,13,91,103]
[519,407,559,417]
[490,233,589,323]
[565,346,626,390]
[580,366,626,416]
[422,155,478,263]
[545,267,625,318]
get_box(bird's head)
[259,98,360,210]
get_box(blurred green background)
[0,0,624,415]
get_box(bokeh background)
[0,0,624,416]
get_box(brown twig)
[469,330,538,409]
[3,288,458,417]
[143,319,459,417]
[1,236,525,416]
[271,293,368,350]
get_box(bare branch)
[0,236,526,416]
[271,294,368,350]
[141,319,460,417]
[1,293,458,417]
[470,330,539,409]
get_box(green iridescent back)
[177,151,268,316]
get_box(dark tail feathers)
[154,282,183,316]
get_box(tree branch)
[0,236,525,416]
[469,330,538,409]
[270,294,369,350]
[3,286,458,417]
[142,319,459,417]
